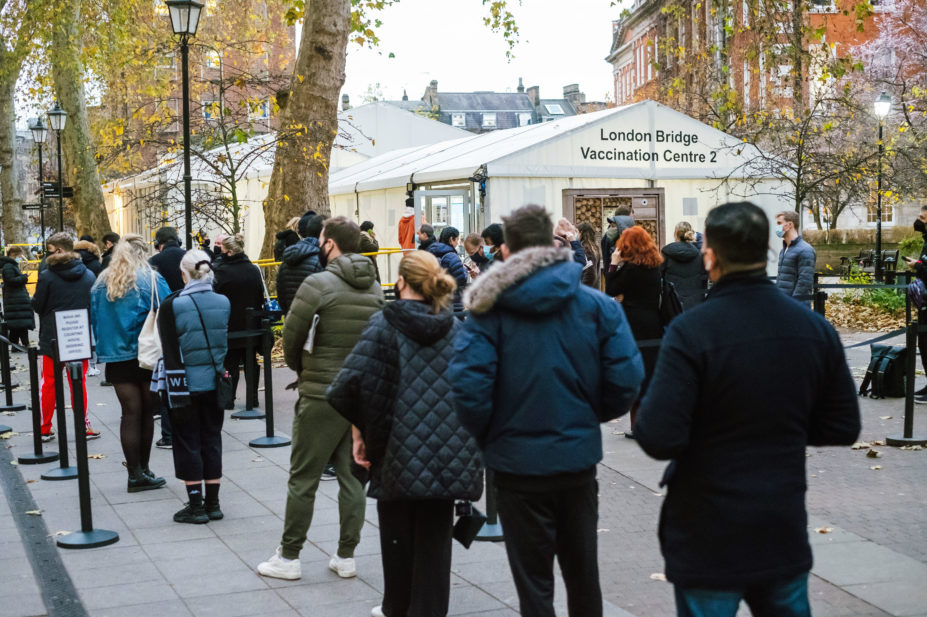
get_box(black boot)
[204,502,223,520]
[173,503,209,524]
[142,467,167,488]
[204,483,222,520]
[127,466,166,493]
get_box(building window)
[871,0,894,10]
[867,202,893,223]
[154,1,168,16]
[248,99,269,121]
[205,50,221,70]
[452,113,465,127]
[518,113,532,127]
[202,100,220,119]
[205,0,218,14]
[482,113,496,128]
[545,103,565,115]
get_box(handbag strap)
[188,293,222,376]
[256,264,270,301]
[149,269,160,311]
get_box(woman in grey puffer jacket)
[158,250,230,525]
[328,251,483,617]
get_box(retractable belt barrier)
[228,308,266,420]
[40,341,78,481]
[0,323,25,412]
[12,343,60,465]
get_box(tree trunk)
[259,0,350,258]
[0,78,25,245]
[49,0,112,240]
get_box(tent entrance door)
[562,188,666,248]
[413,189,472,241]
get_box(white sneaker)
[328,554,357,578]
[257,546,301,580]
[371,606,386,617]
[86,367,101,376]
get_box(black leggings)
[8,328,29,348]
[113,381,156,470]
[170,391,224,481]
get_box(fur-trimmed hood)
[464,246,580,315]
[74,240,101,257]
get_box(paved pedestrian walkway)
[0,330,924,617]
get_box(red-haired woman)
[605,226,663,438]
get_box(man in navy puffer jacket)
[449,205,643,617]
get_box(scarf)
[153,290,191,408]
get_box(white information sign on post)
[55,309,92,362]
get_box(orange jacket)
[398,214,415,250]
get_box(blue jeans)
[674,573,811,617]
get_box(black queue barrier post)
[231,309,265,420]
[0,329,25,412]
[41,342,78,481]
[250,317,290,448]
[18,347,59,465]
[475,470,503,542]
[886,322,927,447]
[57,361,119,549]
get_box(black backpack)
[859,344,906,399]
[659,278,684,328]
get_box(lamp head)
[165,0,204,36]
[29,117,48,144]
[874,91,892,119]
[47,101,67,132]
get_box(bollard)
[474,470,503,542]
[56,361,119,549]
[0,332,25,412]
[250,318,290,448]
[18,347,59,465]
[41,343,78,481]
[886,321,927,446]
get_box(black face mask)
[318,241,332,268]
[915,219,926,234]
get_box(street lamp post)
[165,0,203,249]
[874,90,892,283]
[47,101,67,232]
[29,118,49,248]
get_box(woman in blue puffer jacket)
[91,234,171,494]
[158,250,230,525]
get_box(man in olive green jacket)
[258,217,384,581]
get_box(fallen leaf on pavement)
[25,510,41,516]
[650,573,667,581]
[870,465,882,470]
[851,442,870,450]
[900,445,924,451]
[88,454,105,459]
[866,449,882,458]
[814,527,833,534]
[26,479,34,484]
[871,440,886,446]
[9,460,17,465]
[597,528,610,533]
[251,457,264,463]
[1,411,15,416]
[880,416,893,420]
[0,431,18,439]
[96,403,107,406]
[612,430,625,436]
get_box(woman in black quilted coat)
[0,247,35,347]
[327,250,483,617]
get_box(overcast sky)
[338,0,622,107]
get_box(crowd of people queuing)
[5,196,864,617]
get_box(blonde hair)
[675,221,696,243]
[221,233,245,255]
[398,251,456,314]
[463,233,482,252]
[180,249,214,282]
[97,234,151,301]
[286,217,301,232]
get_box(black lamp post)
[47,101,67,232]
[29,117,49,248]
[873,90,891,283]
[165,0,203,249]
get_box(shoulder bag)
[138,269,162,370]
[188,294,235,409]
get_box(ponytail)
[398,251,457,313]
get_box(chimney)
[424,79,439,108]
[341,94,350,110]
[526,85,540,108]
[563,84,585,108]
[517,77,525,93]
[402,89,409,101]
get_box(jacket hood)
[74,240,101,257]
[427,242,455,258]
[465,246,579,315]
[276,229,299,241]
[662,241,700,263]
[282,237,320,265]
[47,252,88,280]
[222,252,252,265]
[327,253,377,290]
[383,299,455,344]
[0,256,18,267]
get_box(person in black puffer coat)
[328,250,482,617]
[149,227,186,292]
[213,234,265,409]
[74,240,103,277]
[276,214,326,314]
[274,216,301,262]
[0,247,35,347]
[662,221,708,310]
